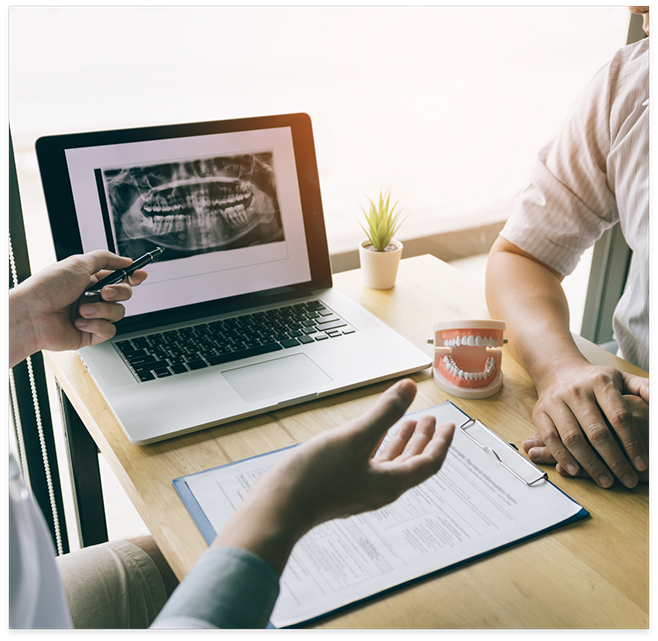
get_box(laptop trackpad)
[223,353,332,403]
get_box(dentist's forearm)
[212,504,304,577]
[485,237,586,391]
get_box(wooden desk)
[44,255,648,629]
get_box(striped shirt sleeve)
[500,38,649,370]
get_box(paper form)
[178,401,587,628]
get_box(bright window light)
[9,6,631,265]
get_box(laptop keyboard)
[114,300,356,382]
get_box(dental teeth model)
[431,319,506,399]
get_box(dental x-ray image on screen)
[102,152,285,261]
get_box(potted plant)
[358,188,407,289]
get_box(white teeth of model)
[443,351,496,382]
[445,334,501,348]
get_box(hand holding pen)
[84,247,164,296]
[9,249,155,361]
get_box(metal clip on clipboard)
[459,418,548,487]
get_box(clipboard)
[173,401,589,628]
[458,417,547,486]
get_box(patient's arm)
[486,236,649,489]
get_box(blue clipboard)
[173,402,589,628]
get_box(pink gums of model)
[432,319,506,399]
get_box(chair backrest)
[8,128,70,555]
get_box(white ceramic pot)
[358,239,403,289]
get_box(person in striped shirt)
[485,6,649,491]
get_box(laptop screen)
[37,113,332,332]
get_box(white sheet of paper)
[181,401,585,628]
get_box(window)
[10,6,630,270]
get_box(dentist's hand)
[214,379,455,574]
[9,250,147,368]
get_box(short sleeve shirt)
[501,38,649,371]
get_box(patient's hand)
[524,393,649,485]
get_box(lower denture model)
[432,319,506,399]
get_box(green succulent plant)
[359,188,407,252]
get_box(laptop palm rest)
[222,353,332,404]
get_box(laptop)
[37,113,430,445]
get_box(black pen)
[84,247,165,297]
